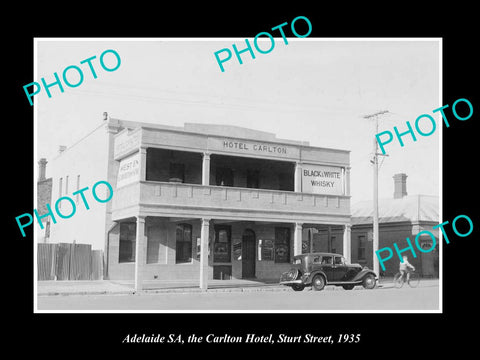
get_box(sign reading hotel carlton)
[301,164,343,195]
[222,140,288,154]
[214,138,300,159]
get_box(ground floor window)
[331,235,337,253]
[258,239,274,261]
[275,227,290,263]
[358,235,366,260]
[176,223,192,263]
[119,222,136,263]
[302,229,311,254]
[214,225,231,262]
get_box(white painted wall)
[48,122,110,250]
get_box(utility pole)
[363,110,389,277]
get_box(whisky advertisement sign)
[301,165,343,195]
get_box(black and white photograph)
[33,38,441,312]
[8,6,478,355]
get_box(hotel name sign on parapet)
[219,139,291,157]
[207,137,301,161]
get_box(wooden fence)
[37,243,103,281]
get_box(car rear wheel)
[342,284,355,290]
[312,275,326,291]
[362,274,376,289]
[292,284,305,292]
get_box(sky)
[35,38,441,204]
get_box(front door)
[242,230,256,278]
[333,255,349,281]
[320,254,334,282]
[419,237,436,277]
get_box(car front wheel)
[312,275,326,291]
[292,284,305,292]
[362,274,376,289]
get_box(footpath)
[37,278,439,296]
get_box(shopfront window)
[119,222,136,263]
[258,239,274,261]
[275,227,290,263]
[214,226,231,262]
[176,224,192,263]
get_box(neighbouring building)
[351,173,439,278]
[47,115,352,289]
[37,158,52,243]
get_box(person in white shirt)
[399,255,415,283]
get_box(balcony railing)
[112,181,350,222]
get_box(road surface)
[37,281,439,311]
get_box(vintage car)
[279,252,377,291]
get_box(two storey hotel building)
[49,117,352,290]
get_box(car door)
[320,255,334,282]
[333,255,349,281]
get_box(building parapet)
[113,125,350,166]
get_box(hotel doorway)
[242,229,256,279]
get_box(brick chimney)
[38,158,47,181]
[393,173,408,199]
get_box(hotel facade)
[48,117,352,290]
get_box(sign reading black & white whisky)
[301,164,343,195]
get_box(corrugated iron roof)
[351,194,439,225]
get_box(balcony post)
[199,218,210,290]
[202,152,211,186]
[294,161,302,192]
